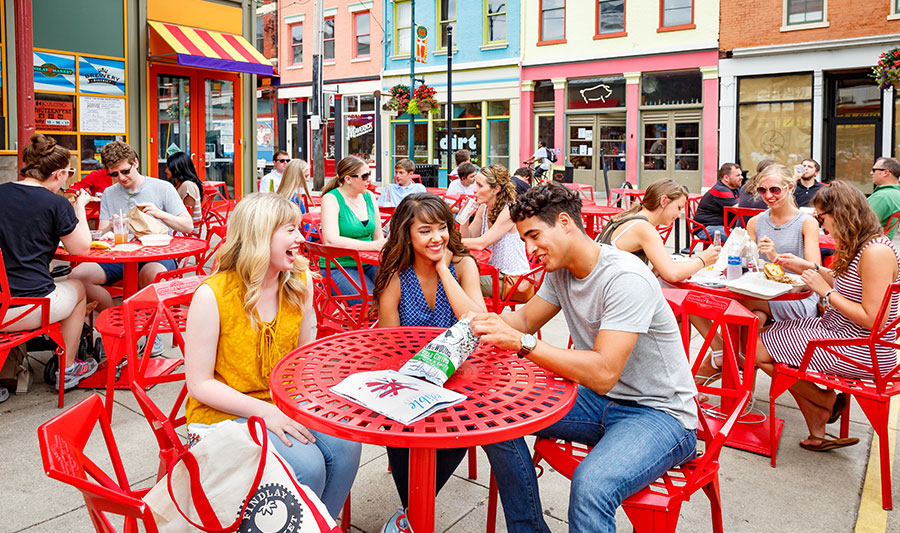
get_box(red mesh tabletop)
[580,204,623,239]
[54,236,207,263]
[357,249,491,267]
[270,327,576,449]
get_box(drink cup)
[112,216,129,245]
[713,230,721,248]
[456,198,476,223]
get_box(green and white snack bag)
[399,319,480,386]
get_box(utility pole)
[407,0,416,165]
[446,26,452,178]
[311,0,325,189]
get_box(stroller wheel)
[93,337,105,363]
[43,356,58,385]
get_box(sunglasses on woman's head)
[109,165,133,178]
[756,186,785,196]
[814,210,832,227]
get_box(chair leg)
[701,477,724,533]
[340,494,351,532]
[485,471,498,533]
[467,446,478,480]
[855,397,893,510]
[47,326,67,409]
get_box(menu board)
[80,96,126,133]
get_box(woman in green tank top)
[319,155,384,298]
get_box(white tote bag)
[143,417,341,533]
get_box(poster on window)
[739,102,812,172]
[33,51,76,93]
[79,96,127,133]
[35,99,73,131]
[78,56,125,96]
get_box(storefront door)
[825,72,882,192]
[566,114,626,193]
[640,110,702,191]
[150,64,243,198]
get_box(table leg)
[122,263,139,299]
[407,448,437,533]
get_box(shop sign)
[35,99,73,131]
[79,96,126,134]
[33,51,76,93]
[439,134,477,151]
[347,122,374,139]
[78,56,125,96]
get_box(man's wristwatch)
[517,334,537,358]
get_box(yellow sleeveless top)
[185,269,306,425]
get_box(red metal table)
[580,204,623,239]
[608,187,645,208]
[54,237,208,299]
[563,183,595,204]
[270,327,577,533]
[670,279,812,457]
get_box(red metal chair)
[152,225,226,284]
[685,216,715,254]
[564,183,595,205]
[769,281,900,509]
[482,264,546,314]
[485,289,756,533]
[0,250,68,408]
[37,393,159,532]
[92,277,201,419]
[304,242,377,338]
[656,223,674,244]
[723,206,764,236]
[885,211,900,237]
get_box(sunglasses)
[814,210,832,227]
[276,158,290,163]
[349,172,371,181]
[109,165,133,178]
[872,167,887,172]
[58,167,76,178]
[756,186,785,196]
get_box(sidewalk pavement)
[4,307,896,533]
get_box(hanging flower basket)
[385,84,411,114]
[871,47,900,91]
[413,84,438,116]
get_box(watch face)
[522,334,537,350]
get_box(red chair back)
[885,211,900,237]
[38,394,159,532]
[485,264,547,314]
[656,223,674,244]
[132,381,188,480]
[724,206,764,236]
[303,242,376,337]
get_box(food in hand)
[90,240,111,250]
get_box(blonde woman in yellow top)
[184,193,360,517]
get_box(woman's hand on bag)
[264,405,316,446]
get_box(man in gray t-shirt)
[470,183,697,533]
[70,141,193,311]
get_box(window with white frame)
[395,1,411,56]
[290,24,302,65]
[541,0,565,42]
[437,0,456,50]
[324,17,335,60]
[355,12,370,57]
[661,0,692,27]
[486,0,506,43]
[786,0,824,25]
[597,0,624,35]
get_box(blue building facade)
[381,0,522,185]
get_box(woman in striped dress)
[756,181,900,451]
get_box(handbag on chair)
[500,274,536,303]
[144,417,341,533]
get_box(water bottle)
[726,255,742,281]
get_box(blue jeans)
[321,264,376,307]
[695,225,725,244]
[483,387,696,533]
[235,417,361,517]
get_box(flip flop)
[827,392,847,425]
[799,433,859,452]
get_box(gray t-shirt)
[537,243,698,430]
[100,177,187,234]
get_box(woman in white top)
[460,164,530,297]
[165,151,203,224]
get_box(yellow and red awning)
[148,21,273,76]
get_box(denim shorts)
[99,259,178,284]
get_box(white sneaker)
[55,359,99,391]
[381,506,413,533]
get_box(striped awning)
[148,21,273,76]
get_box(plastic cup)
[90,230,103,240]
[112,216,129,245]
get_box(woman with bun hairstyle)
[459,164,530,297]
[372,192,485,532]
[319,155,384,297]
[597,178,720,282]
[753,181,900,451]
[165,151,204,223]
[276,158,313,211]
[0,134,96,394]
[184,193,360,515]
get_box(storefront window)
[487,119,509,167]
[674,122,699,170]
[392,121,428,164]
[737,74,813,172]
[641,70,702,106]
[257,88,276,164]
[534,80,555,103]
[345,95,375,165]
[488,100,510,116]
[643,123,667,170]
[599,125,626,170]
[433,119,481,167]
[567,75,626,110]
[360,95,375,112]
[81,135,122,171]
